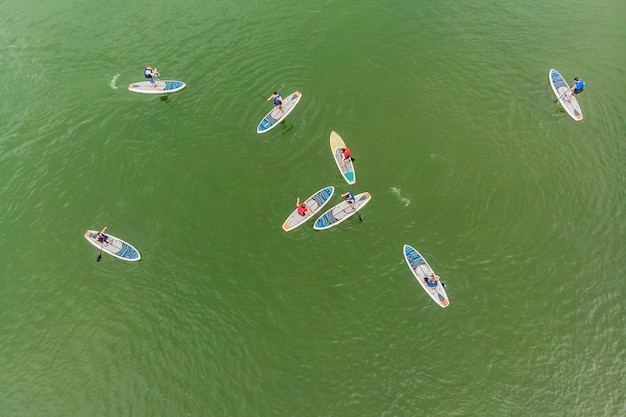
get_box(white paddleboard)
[549,69,583,121]
[84,230,141,261]
[282,186,334,231]
[403,244,449,308]
[313,192,371,230]
[330,131,356,184]
[128,80,186,94]
[257,91,302,133]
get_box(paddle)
[348,200,362,222]
[258,93,284,107]
[553,90,569,103]
[95,227,107,262]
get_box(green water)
[1,0,625,416]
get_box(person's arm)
[296,197,301,207]
[267,94,275,101]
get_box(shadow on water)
[279,121,295,135]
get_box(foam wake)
[389,186,411,207]
[109,73,120,89]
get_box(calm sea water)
[1,0,625,416]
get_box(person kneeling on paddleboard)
[340,147,352,167]
[296,197,312,216]
[342,192,355,204]
[568,77,584,102]
[95,227,111,245]
[144,65,159,88]
[426,274,440,287]
[267,92,284,113]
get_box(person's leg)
[568,91,576,103]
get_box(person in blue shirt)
[426,273,440,287]
[144,65,159,88]
[341,191,355,204]
[95,227,111,245]
[267,92,284,114]
[568,77,584,102]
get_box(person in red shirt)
[340,147,352,168]
[296,197,312,216]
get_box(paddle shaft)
[554,89,569,103]
[96,227,107,262]
[349,201,362,222]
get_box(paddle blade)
[96,254,102,262]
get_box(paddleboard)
[128,80,186,94]
[282,186,335,232]
[84,230,141,261]
[403,244,449,308]
[313,192,371,230]
[549,69,583,121]
[330,131,356,184]
[257,91,302,134]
